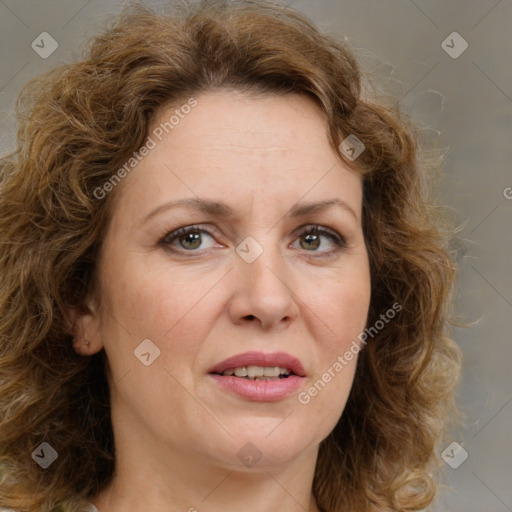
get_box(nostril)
[245,315,256,321]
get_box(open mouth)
[208,356,305,401]
[212,366,296,381]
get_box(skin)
[73,89,371,512]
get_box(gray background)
[0,1,511,511]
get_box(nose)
[227,241,299,331]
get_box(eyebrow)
[288,198,358,220]
[141,197,358,225]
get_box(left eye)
[292,225,345,253]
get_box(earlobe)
[72,336,94,356]
[68,301,103,356]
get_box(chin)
[205,422,317,470]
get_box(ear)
[68,299,104,357]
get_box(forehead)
[149,89,330,151]
[112,90,363,223]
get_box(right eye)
[160,225,222,253]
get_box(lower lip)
[208,374,304,402]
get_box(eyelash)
[159,224,347,257]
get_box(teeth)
[233,367,247,377]
[247,365,264,378]
[223,366,291,379]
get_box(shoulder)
[81,504,100,512]
[52,503,100,512]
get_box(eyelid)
[294,224,346,244]
[292,224,347,256]
[159,224,223,248]
[159,222,347,255]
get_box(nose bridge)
[230,232,297,327]
[245,243,286,292]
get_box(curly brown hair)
[0,1,461,511]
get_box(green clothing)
[52,503,98,512]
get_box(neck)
[92,457,321,512]
[91,411,322,512]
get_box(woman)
[0,1,462,511]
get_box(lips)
[208,351,307,377]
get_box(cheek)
[99,254,223,376]
[306,263,371,356]
[102,252,213,336]
[296,274,369,436]
[97,256,217,419]
[308,286,368,408]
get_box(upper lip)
[209,351,306,377]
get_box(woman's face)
[82,90,371,470]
